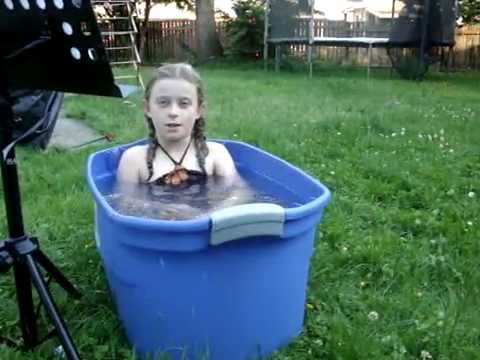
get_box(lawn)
[0,64,479,359]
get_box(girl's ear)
[196,103,205,120]
[144,99,151,117]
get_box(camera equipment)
[0,1,130,359]
[10,89,64,149]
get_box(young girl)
[117,63,238,186]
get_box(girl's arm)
[209,142,237,180]
[209,142,257,209]
[117,146,148,183]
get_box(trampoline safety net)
[267,0,457,45]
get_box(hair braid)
[192,116,209,173]
[145,115,158,182]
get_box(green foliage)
[224,0,265,59]
[1,65,479,359]
[459,0,480,24]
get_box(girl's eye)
[179,99,191,108]
[157,99,170,107]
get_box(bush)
[224,0,265,59]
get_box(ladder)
[93,0,145,90]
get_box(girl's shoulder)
[122,144,149,157]
[206,141,229,155]
[117,144,149,182]
[205,141,236,177]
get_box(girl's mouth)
[166,123,181,128]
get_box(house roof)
[314,0,358,20]
[343,0,405,19]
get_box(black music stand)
[0,1,130,359]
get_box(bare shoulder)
[207,141,230,155]
[117,145,148,183]
[206,141,237,177]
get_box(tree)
[459,0,480,24]
[195,0,222,59]
[138,0,222,62]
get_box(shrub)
[224,0,265,59]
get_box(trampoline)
[264,0,458,79]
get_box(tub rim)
[86,139,331,231]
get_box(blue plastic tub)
[86,139,331,360]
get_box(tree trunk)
[139,0,152,63]
[195,0,222,60]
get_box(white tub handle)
[210,203,285,246]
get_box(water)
[103,170,304,221]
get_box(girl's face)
[145,78,201,143]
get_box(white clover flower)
[415,219,422,225]
[392,132,397,137]
[337,132,341,135]
[468,191,475,198]
[368,311,379,321]
[440,128,444,135]
[381,335,391,343]
[330,171,335,175]
[467,221,473,227]
[420,350,433,360]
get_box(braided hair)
[144,63,209,181]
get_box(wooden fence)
[452,25,480,70]
[141,20,228,63]
[104,20,480,71]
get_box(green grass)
[0,63,479,359]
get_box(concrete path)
[49,114,104,149]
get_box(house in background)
[343,0,405,23]
[314,0,362,20]
[342,0,405,36]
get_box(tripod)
[0,92,82,359]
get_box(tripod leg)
[35,250,81,299]
[25,254,81,360]
[13,262,38,348]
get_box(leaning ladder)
[93,0,145,90]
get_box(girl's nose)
[168,104,179,118]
